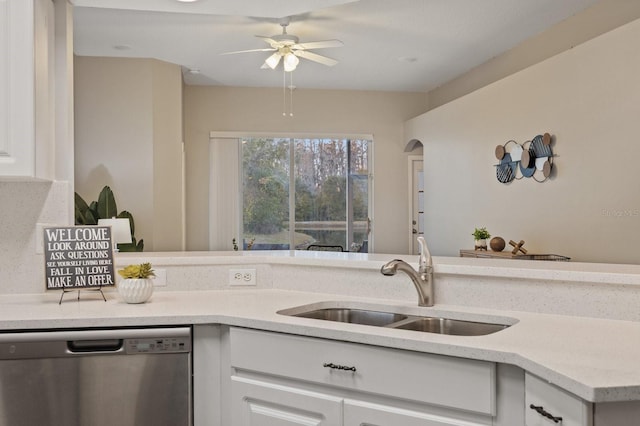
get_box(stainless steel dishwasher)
[0,326,191,426]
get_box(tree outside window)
[241,138,371,251]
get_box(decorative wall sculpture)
[495,133,554,183]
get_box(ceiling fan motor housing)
[271,33,299,46]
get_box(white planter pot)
[474,239,487,250]
[118,278,154,303]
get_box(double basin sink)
[279,305,512,336]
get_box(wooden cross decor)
[509,239,528,255]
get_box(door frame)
[407,155,424,254]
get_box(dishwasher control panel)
[125,336,191,354]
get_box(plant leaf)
[75,193,90,225]
[83,209,98,225]
[97,186,118,219]
[75,192,89,213]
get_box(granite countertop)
[1,288,639,404]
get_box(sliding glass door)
[240,137,371,251]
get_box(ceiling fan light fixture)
[265,53,281,70]
[284,52,299,72]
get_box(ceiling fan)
[221,18,343,72]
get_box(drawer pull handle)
[530,404,563,423]
[323,362,356,372]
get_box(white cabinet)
[227,327,503,426]
[232,376,342,426]
[525,373,592,426]
[0,0,35,176]
[343,399,487,426]
[0,0,53,177]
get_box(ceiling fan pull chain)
[290,71,294,117]
[282,66,287,117]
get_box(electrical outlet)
[153,269,167,287]
[229,268,257,286]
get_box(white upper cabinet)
[0,0,35,176]
[0,0,53,178]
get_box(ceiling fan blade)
[292,40,343,50]
[220,48,276,56]
[294,50,338,67]
[255,35,281,47]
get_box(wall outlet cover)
[229,268,257,286]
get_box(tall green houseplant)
[75,186,144,252]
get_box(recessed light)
[113,45,131,51]
[176,0,200,2]
[188,69,200,74]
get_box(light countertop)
[1,288,640,404]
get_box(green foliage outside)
[242,138,290,235]
[242,138,369,249]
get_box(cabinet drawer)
[229,327,496,415]
[525,373,592,426]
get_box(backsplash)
[0,180,70,294]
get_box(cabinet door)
[344,399,488,426]
[0,0,35,176]
[231,376,343,426]
[230,327,496,416]
[525,373,592,426]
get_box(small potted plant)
[117,262,155,303]
[472,227,491,251]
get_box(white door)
[408,156,424,254]
[231,376,343,426]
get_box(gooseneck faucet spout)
[380,237,434,307]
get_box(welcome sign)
[44,226,115,290]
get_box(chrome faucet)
[380,237,434,307]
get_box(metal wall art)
[495,133,554,183]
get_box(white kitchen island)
[2,251,640,425]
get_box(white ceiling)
[71,0,601,92]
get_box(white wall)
[183,86,428,254]
[405,18,640,264]
[0,180,70,294]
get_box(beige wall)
[151,60,184,251]
[405,18,640,264]
[74,56,183,251]
[429,0,640,110]
[184,86,428,254]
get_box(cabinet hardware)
[323,362,356,372]
[529,404,562,423]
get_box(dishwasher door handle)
[67,339,124,353]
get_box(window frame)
[209,131,374,252]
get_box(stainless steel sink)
[392,317,508,336]
[280,305,511,336]
[292,308,408,327]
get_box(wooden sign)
[43,226,115,290]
